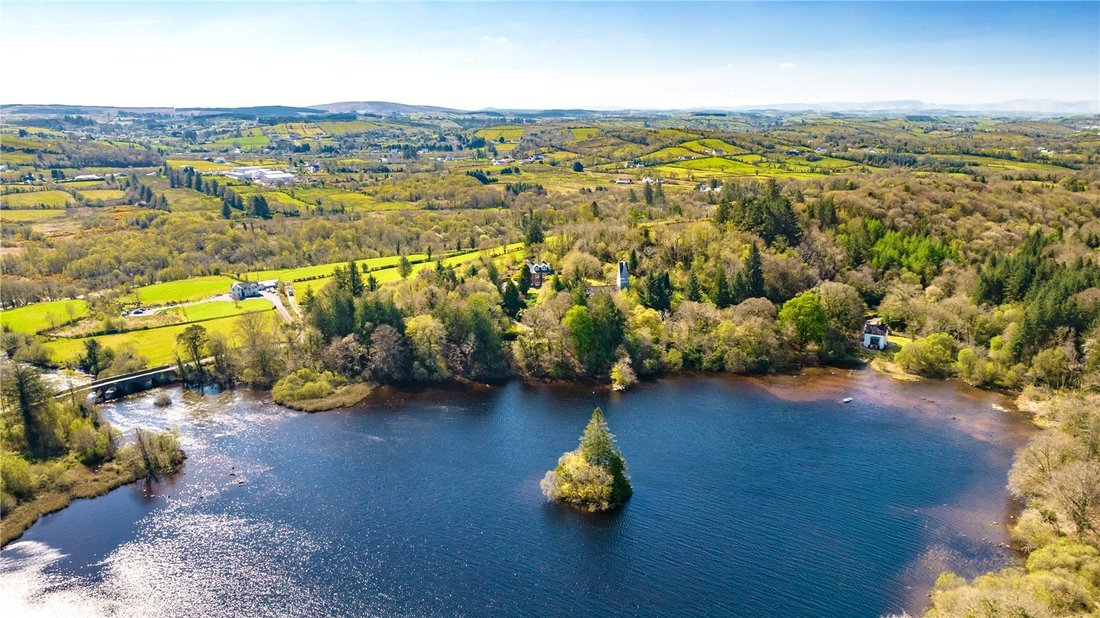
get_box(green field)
[123,275,237,306]
[172,298,273,322]
[78,189,125,201]
[166,159,233,172]
[680,139,747,155]
[288,187,412,211]
[245,253,430,282]
[213,135,270,149]
[162,187,222,211]
[45,314,248,366]
[1,209,68,222]
[317,120,379,135]
[569,127,600,140]
[0,299,89,334]
[1,190,74,208]
[476,125,525,141]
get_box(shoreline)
[1,458,183,548]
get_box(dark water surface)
[1,370,1032,617]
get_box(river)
[0,369,1032,617]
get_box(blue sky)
[3,1,1097,109]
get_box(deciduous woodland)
[2,108,1099,612]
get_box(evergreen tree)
[733,242,766,302]
[578,408,632,504]
[398,256,412,279]
[501,280,525,318]
[221,200,232,219]
[347,259,363,296]
[712,267,733,308]
[517,264,532,292]
[714,200,731,225]
[643,182,654,206]
[686,270,703,302]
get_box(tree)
[346,259,364,296]
[714,200,731,225]
[0,362,64,456]
[639,270,672,312]
[221,200,232,219]
[572,161,584,172]
[236,311,280,386]
[895,332,958,377]
[712,267,733,308]
[398,256,413,280]
[79,338,113,377]
[685,270,703,302]
[175,324,209,384]
[249,194,270,218]
[778,291,828,345]
[643,182,654,206]
[517,264,532,292]
[540,407,632,511]
[733,242,766,302]
[501,280,525,318]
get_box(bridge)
[58,364,180,401]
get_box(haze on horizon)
[3,1,1098,112]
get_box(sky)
[2,1,1098,110]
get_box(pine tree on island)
[541,408,632,512]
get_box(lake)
[0,370,1032,617]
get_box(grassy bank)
[277,382,374,412]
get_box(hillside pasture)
[162,187,222,211]
[0,299,89,334]
[1,190,74,208]
[45,314,247,366]
[123,275,238,306]
[1,209,68,222]
[680,139,748,155]
[476,126,525,141]
[317,120,379,135]
[166,159,233,172]
[77,189,126,201]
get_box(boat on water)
[842,397,853,403]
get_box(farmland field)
[78,189,126,201]
[44,314,249,366]
[244,253,431,282]
[162,188,222,211]
[569,127,600,140]
[1,190,74,207]
[0,209,68,222]
[213,135,270,148]
[0,299,89,334]
[172,297,273,322]
[166,159,233,172]
[123,275,238,306]
[317,120,379,135]
[476,125,525,141]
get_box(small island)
[541,407,632,512]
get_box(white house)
[615,177,632,184]
[230,281,261,301]
[863,322,889,350]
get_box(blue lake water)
[0,370,1031,617]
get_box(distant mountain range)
[3,99,1097,118]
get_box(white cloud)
[480,35,509,45]
[779,62,797,70]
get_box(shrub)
[896,332,957,377]
[272,368,347,404]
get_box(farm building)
[258,279,280,292]
[224,167,296,185]
[230,281,261,301]
[527,261,555,288]
[863,321,889,350]
[615,177,632,184]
